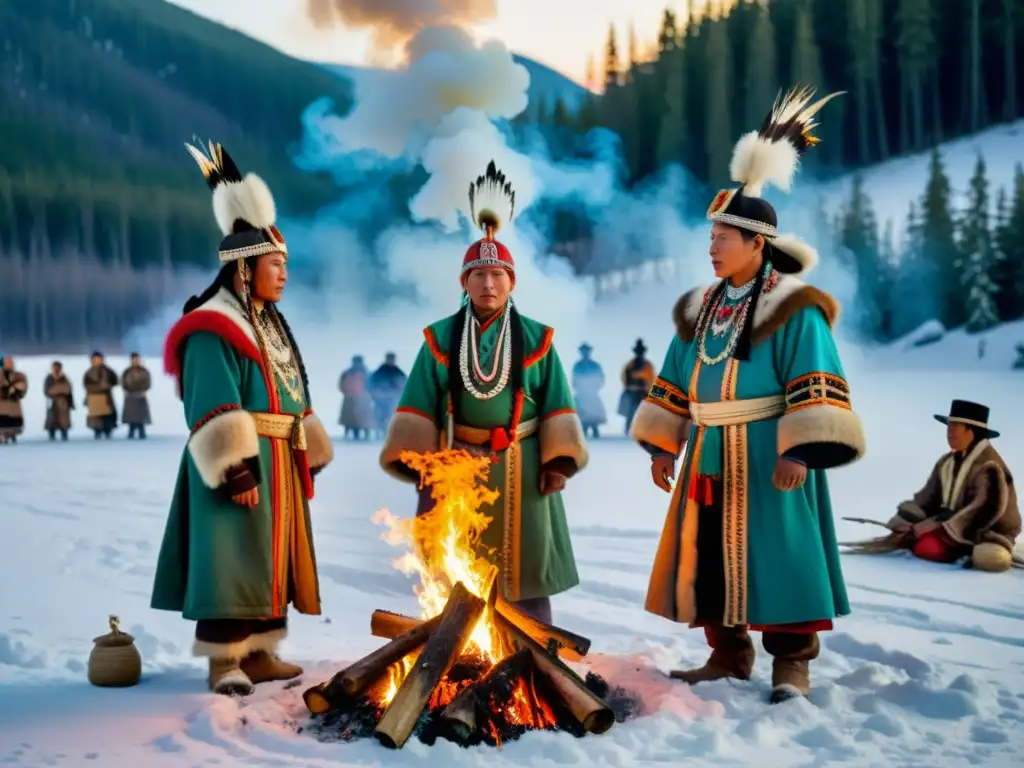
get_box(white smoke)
[305,0,498,56]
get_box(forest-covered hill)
[0,0,351,268]
[0,0,353,351]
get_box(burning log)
[375,581,485,750]
[495,613,614,735]
[369,602,591,661]
[303,614,443,714]
[439,648,534,743]
[495,595,591,660]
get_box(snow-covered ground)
[2,356,1023,766]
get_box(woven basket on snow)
[88,615,141,688]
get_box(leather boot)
[670,624,755,684]
[764,631,819,703]
[241,651,303,684]
[208,657,255,697]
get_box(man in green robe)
[631,88,866,704]
[379,162,589,625]
[151,142,334,696]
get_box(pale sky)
[168,0,697,86]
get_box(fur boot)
[208,657,255,697]
[764,632,819,704]
[670,625,755,684]
[241,651,303,684]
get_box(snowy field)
[1,358,1023,767]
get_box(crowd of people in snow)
[335,340,664,440]
[0,351,152,443]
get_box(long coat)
[0,369,28,437]
[379,309,589,602]
[572,358,607,426]
[632,273,866,628]
[121,366,152,425]
[887,440,1021,553]
[339,367,375,430]
[44,374,75,432]
[151,288,333,620]
[83,365,118,430]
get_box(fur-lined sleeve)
[630,335,691,457]
[182,332,260,489]
[302,411,334,470]
[380,342,443,482]
[887,459,944,531]
[775,306,865,469]
[535,341,588,476]
[942,461,1013,549]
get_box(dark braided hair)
[182,259,257,314]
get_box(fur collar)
[194,288,258,346]
[673,273,840,346]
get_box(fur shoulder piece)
[673,274,840,346]
[163,288,261,380]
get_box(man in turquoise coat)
[151,142,334,696]
[379,162,589,625]
[631,87,867,704]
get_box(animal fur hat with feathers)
[185,141,287,263]
[461,160,517,286]
[706,85,842,275]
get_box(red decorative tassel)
[687,474,714,506]
[510,388,524,442]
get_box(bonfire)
[302,449,622,749]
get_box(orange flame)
[372,449,503,704]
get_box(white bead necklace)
[459,304,513,400]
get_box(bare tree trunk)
[970,0,981,132]
[1006,0,1019,120]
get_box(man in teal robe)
[632,87,867,703]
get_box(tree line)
[839,156,1024,344]
[0,0,352,350]
[529,0,1022,213]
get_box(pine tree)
[895,0,936,151]
[658,8,679,54]
[920,149,963,327]
[998,164,1024,320]
[891,201,940,337]
[744,1,778,130]
[656,45,688,170]
[841,175,885,339]
[704,13,733,186]
[603,24,620,90]
[958,155,1000,333]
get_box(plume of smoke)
[305,0,498,58]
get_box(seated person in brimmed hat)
[851,400,1019,572]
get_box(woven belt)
[688,396,786,427]
[453,417,539,448]
[251,411,307,450]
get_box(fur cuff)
[380,410,440,482]
[188,409,260,489]
[539,411,589,475]
[192,628,286,661]
[630,400,689,456]
[303,412,334,469]
[777,405,865,470]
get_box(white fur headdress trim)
[730,132,799,198]
[769,234,819,274]
[212,173,277,237]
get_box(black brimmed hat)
[934,400,999,439]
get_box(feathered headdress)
[462,161,517,284]
[707,85,842,275]
[185,140,286,263]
